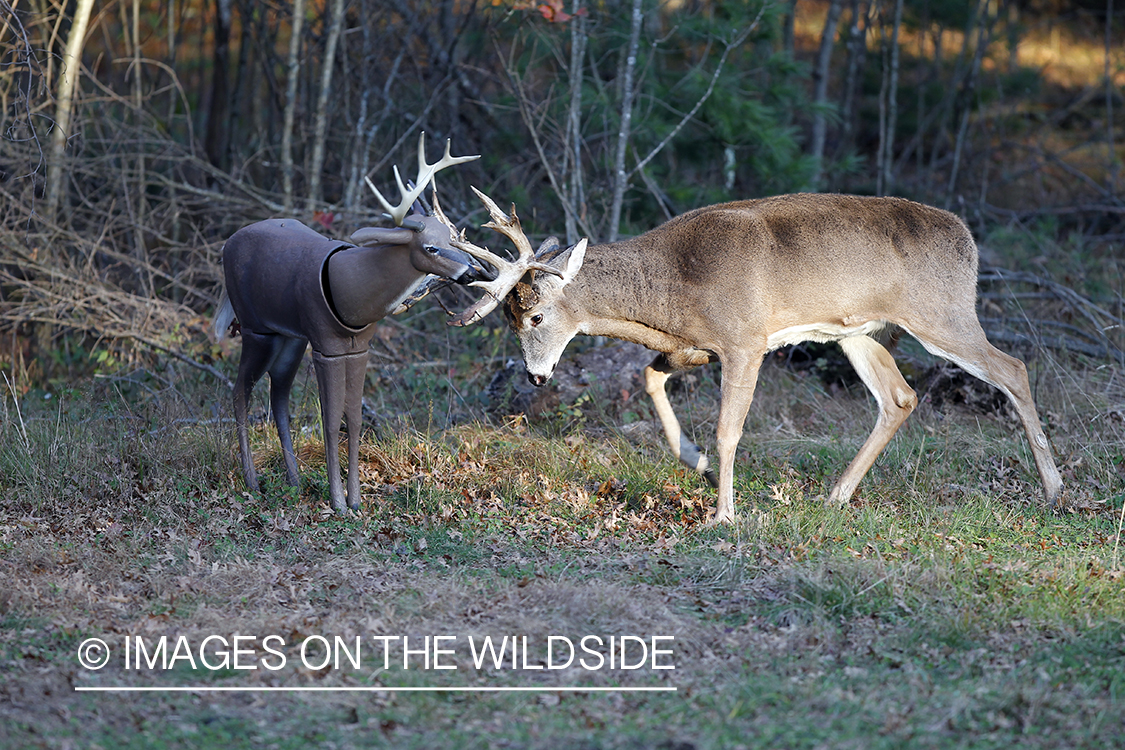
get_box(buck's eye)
[529,314,543,327]
[424,244,439,254]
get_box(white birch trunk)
[607,0,643,243]
[564,0,587,246]
[281,0,306,212]
[307,0,346,211]
[811,0,844,188]
[45,0,95,220]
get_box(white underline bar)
[75,686,676,693]
[77,688,675,697]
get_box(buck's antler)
[365,132,479,227]
[446,186,573,327]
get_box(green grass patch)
[2,341,1124,748]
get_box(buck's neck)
[326,244,425,328]
[566,236,701,354]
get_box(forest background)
[2,1,1125,748]
[0,0,1122,376]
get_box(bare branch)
[504,56,598,240]
[628,9,763,182]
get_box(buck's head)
[503,239,587,386]
[354,133,496,285]
[441,187,589,387]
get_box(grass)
[1,322,1124,749]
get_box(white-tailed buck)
[213,134,491,512]
[449,192,1063,523]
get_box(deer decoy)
[446,191,1063,524]
[213,134,492,512]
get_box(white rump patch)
[766,320,889,351]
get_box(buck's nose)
[527,372,549,387]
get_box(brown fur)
[504,193,1062,523]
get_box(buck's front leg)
[312,352,350,513]
[644,355,717,487]
[711,355,763,525]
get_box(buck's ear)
[550,238,587,285]
[535,236,561,258]
[350,226,414,246]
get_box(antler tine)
[446,186,570,327]
[474,188,533,260]
[365,132,480,226]
[451,187,561,278]
[430,190,459,236]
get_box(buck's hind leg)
[644,354,718,487]
[267,337,308,487]
[905,322,1062,505]
[233,331,277,492]
[830,335,918,506]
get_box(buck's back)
[652,193,975,276]
[573,194,981,349]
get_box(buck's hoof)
[705,510,737,527]
[825,485,855,509]
[1046,483,1065,509]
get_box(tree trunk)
[782,0,797,59]
[229,2,254,157]
[307,0,346,210]
[344,0,374,219]
[130,0,151,295]
[45,0,96,222]
[204,0,233,170]
[877,0,903,195]
[876,8,888,195]
[836,0,869,180]
[344,2,410,219]
[564,0,587,246]
[281,0,306,212]
[925,26,946,176]
[945,0,993,209]
[811,0,844,188]
[607,0,643,243]
[915,0,930,176]
[1106,0,1117,197]
[930,1,981,182]
[164,0,181,135]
